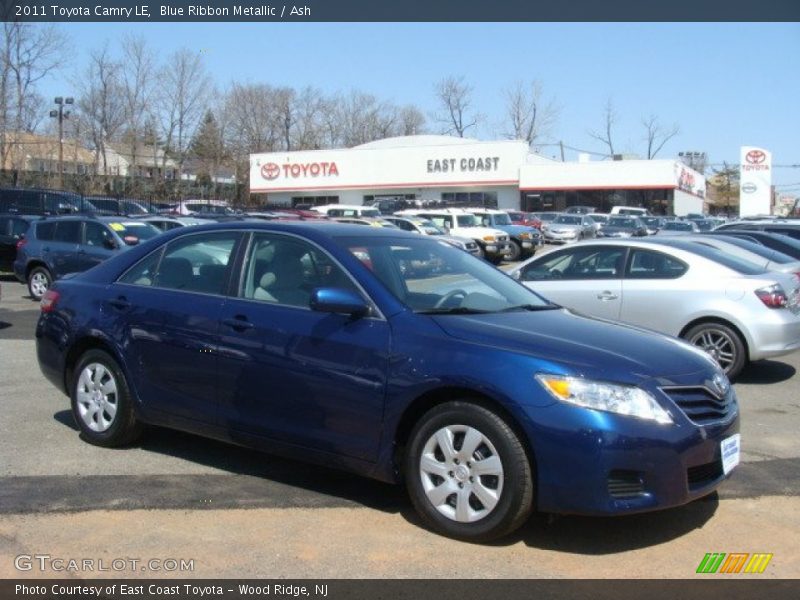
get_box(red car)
[506,211,542,230]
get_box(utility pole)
[50,96,74,189]
[559,140,565,162]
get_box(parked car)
[14,216,161,300]
[469,208,542,260]
[313,204,382,218]
[505,211,542,230]
[714,220,800,242]
[541,214,597,244]
[0,214,38,272]
[382,216,481,256]
[704,231,800,261]
[610,206,649,217]
[171,199,237,217]
[396,208,511,264]
[677,235,800,278]
[599,216,649,238]
[332,217,399,228]
[85,197,154,216]
[508,238,800,378]
[586,213,609,234]
[641,216,667,235]
[37,221,740,542]
[137,216,206,232]
[656,221,700,236]
[0,188,95,215]
[564,205,596,214]
[531,212,559,226]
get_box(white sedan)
[507,238,800,378]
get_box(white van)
[313,204,381,218]
[610,206,649,216]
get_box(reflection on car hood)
[432,309,716,383]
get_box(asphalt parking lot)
[0,273,799,579]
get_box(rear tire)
[405,401,534,542]
[683,321,747,379]
[71,349,143,447]
[27,266,51,301]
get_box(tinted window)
[107,221,161,242]
[156,233,238,294]
[0,216,9,235]
[521,246,626,281]
[627,249,688,279]
[35,221,56,240]
[53,221,82,243]
[85,222,115,247]
[11,218,30,237]
[664,241,765,275]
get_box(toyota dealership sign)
[739,146,772,217]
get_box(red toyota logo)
[746,150,766,165]
[261,162,280,180]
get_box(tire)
[487,254,504,265]
[507,240,522,262]
[683,321,747,379]
[27,266,52,301]
[404,401,534,542]
[70,349,143,447]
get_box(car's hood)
[431,308,717,383]
[493,224,537,236]
[460,227,508,239]
[547,223,583,232]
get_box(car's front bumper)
[521,392,740,515]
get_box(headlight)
[535,374,673,424]
[483,235,496,242]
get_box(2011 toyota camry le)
[36,221,740,542]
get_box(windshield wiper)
[415,307,492,315]
[498,303,560,312]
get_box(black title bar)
[1,0,800,22]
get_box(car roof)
[153,220,420,240]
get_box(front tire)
[27,266,51,301]
[684,321,747,379]
[71,349,143,447]
[507,240,522,261]
[405,401,534,542]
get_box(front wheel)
[405,401,534,542]
[27,266,52,301]
[71,349,143,447]
[507,240,522,261]
[683,321,747,379]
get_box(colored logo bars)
[696,553,773,574]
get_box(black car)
[599,216,648,238]
[703,230,800,261]
[0,214,38,272]
[0,188,94,215]
[714,221,800,242]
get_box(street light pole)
[49,96,74,189]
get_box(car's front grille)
[661,387,734,426]
[607,470,645,499]
[687,459,724,489]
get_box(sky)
[36,22,800,193]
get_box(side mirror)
[310,287,369,317]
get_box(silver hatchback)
[508,238,800,378]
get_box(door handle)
[223,316,255,331]
[596,291,619,301]
[109,297,131,310]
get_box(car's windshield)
[608,217,638,228]
[492,213,512,226]
[109,221,161,242]
[642,217,660,226]
[417,219,445,235]
[664,222,693,231]
[456,215,478,227]
[337,236,553,314]
[361,209,381,218]
[553,215,582,225]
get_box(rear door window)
[35,222,56,241]
[53,221,82,243]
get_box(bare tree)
[156,48,210,182]
[434,76,478,137]
[502,80,559,145]
[273,86,296,151]
[588,98,618,157]
[120,35,155,178]
[77,44,125,175]
[397,105,426,136]
[292,86,325,150]
[642,114,680,159]
[0,23,69,178]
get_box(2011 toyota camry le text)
[36,221,740,542]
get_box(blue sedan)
[36,222,739,542]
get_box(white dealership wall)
[249,136,706,213]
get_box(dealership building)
[249,135,706,216]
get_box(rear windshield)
[665,241,766,275]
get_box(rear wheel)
[27,266,51,301]
[71,349,143,447]
[405,401,534,542]
[684,321,747,379]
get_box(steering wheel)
[434,289,468,309]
